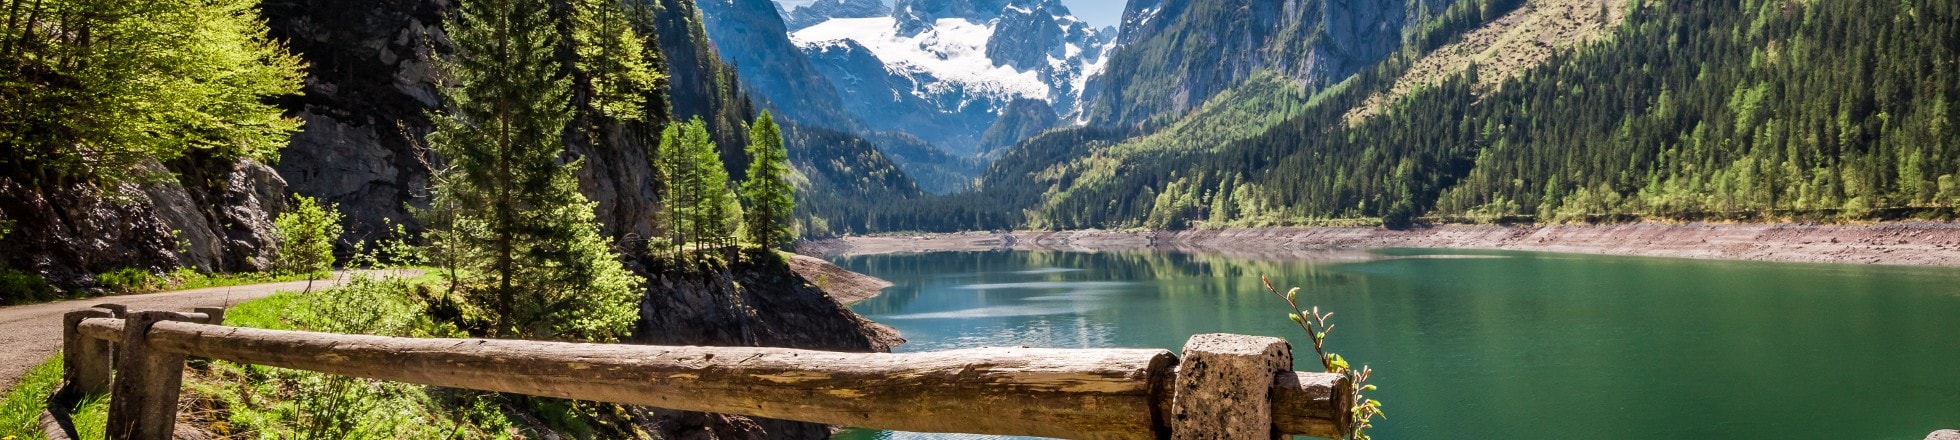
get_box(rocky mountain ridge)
[781,0,888,30]
[1086,0,1457,127]
[775,0,1112,154]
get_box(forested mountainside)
[1084,0,1457,127]
[852,0,1958,232]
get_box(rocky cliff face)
[632,251,901,440]
[978,98,1061,154]
[1086,0,1458,127]
[264,0,727,243]
[781,0,888,30]
[891,0,1009,35]
[262,0,449,241]
[693,0,864,133]
[0,157,285,288]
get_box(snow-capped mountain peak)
[783,0,1113,153]
[781,0,889,30]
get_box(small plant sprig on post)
[1263,276,1383,440]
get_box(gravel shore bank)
[801,222,1960,267]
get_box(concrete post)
[93,303,127,365]
[1170,333,1293,440]
[192,307,225,325]
[91,304,127,318]
[105,311,200,440]
[60,308,116,398]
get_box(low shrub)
[93,268,162,294]
[0,268,63,305]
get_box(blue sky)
[1059,0,1127,29]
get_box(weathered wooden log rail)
[47,304,1354,439]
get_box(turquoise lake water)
[829,249,1960,439]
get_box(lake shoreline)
[786,254,893,305]
[798,221,1960,267]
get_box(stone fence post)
[105,311,205,440]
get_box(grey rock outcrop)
[264,0,671,243]
[782,0,889,30]
[263,0,450,242]
[0,158,286,288]
[892,0,1010,36]
[978,98,1061,154]
[141,159,288,273]
[632,251,902,440]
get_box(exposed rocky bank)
[631,251,901,439]
[801,222,1960,267]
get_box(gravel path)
[0,270,409,393]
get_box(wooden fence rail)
[48,305,1354,439]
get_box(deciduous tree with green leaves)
[740,111,795,250]
[273,195,344,290]
[422,0,642,342]
[0,0,304,184]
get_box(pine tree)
[654,118,741,255]
[423,0,642,342]
[567,0,661,123]
[653,122,697,255]
[739,112,795,250]
[689,121,742,251]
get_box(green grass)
[2,266,333,307]
[5,270,637,439]
[97,268,323,296]
[173,273,521,439]
[0,358,109,440]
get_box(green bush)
[93,268,161,294]
[0,268,63,305]
[273,195,344,280]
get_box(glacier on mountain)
[781,0,1113,153]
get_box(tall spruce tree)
[566,0,660,123]
[423,0,642,342]
[739,112,795,250]
[653,122,694,255]
[654,118,741,255]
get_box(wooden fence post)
[1170,333,1293,440]
[106,311,199,440]
[60,308,115,398]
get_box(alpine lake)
[827,249,1960,439]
